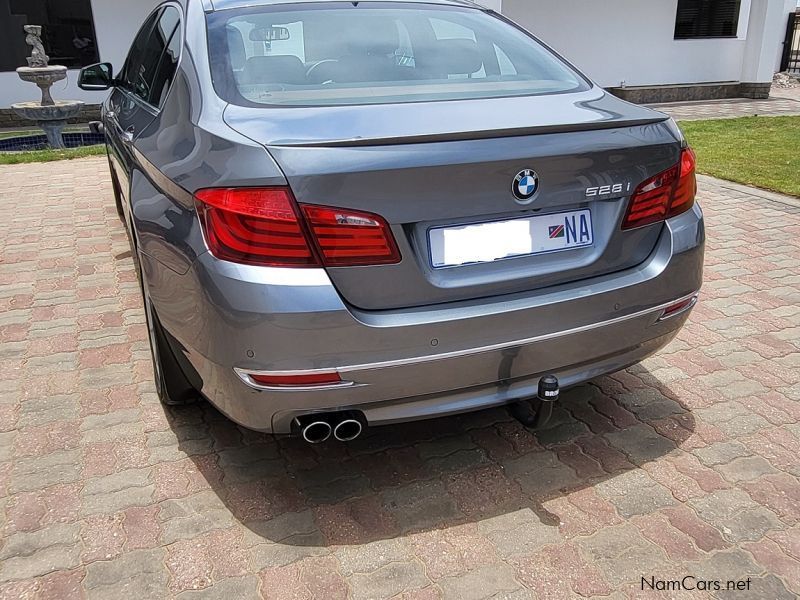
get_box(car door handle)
[121,126,136,143]
[106,112,126,138]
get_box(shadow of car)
[159,370,694,548]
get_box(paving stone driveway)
[648,89,800,121]
[0,158,799,599]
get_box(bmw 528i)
[79,0,704,443]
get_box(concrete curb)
[698,175,800,210]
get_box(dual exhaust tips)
[295,413,364,444]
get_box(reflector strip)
[249,372,343,387]
[658,295,699,321]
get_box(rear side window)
[119,11,160,94]
[206,3,589,107]
[119,6,182,108]
[149,9,183,108]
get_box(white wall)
[503,0,756,88]
[0,0,160,109]
[498,0,794,84]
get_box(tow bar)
[508,375,560,430]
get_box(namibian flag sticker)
[549,224,565,239]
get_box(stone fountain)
[11,26,84,150]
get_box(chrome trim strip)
[236,291,700,382]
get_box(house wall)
[0,0,160,110]
[503,0,749,88]
[502,0,795,88]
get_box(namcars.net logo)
[642,576,752,593]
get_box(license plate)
[429,209,593,268]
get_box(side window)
[119,6,181,108]
[119,10,161,92]
[148,8,183,108]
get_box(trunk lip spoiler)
[265,116,670,148]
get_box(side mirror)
[78,63,114,91]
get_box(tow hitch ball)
[509,375,560,430]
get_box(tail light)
[195,188,317,267]
[301,205,401,266]
[194,187,401,268]
[622,147,697,230]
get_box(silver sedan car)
[79,0,704,443]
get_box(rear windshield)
[206,2,590,107]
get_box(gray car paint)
[103,0,704,433]
[258,123,675,309]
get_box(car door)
[106,5,182,218]
[105,8,159,202]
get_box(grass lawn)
[0,145,106,165]
[680,115,800,197]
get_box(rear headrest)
[345,18,399,56]
[425,39,483,75]
[241,55,306,85]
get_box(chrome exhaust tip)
[301,420,332,444]
[333,418,363,442]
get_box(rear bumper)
[147,206,704,433]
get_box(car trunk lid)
[224,90,680,310]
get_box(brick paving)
[1,157,799,599]
[649,88,800,121]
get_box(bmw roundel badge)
[512,169,539,204]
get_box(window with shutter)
[674,0,743,39]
